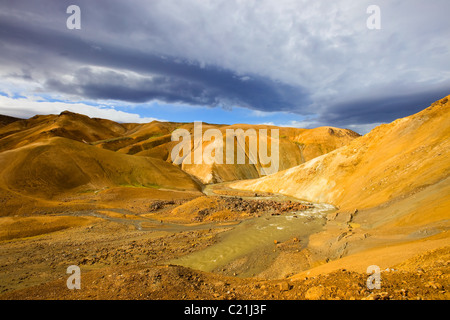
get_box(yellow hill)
[0,111,137,152]
[231,95,450,278]
[166,123,359,184]
[89,120,358,184]
[0,111,359,185]
[0,114,21,128]
[0,136,201,201]
[232,95,450,211]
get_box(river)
[169,183,336,277]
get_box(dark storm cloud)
[320,87,450,127]
[0,9,310,111]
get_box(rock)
[395,289,408,297]
[380,292,390,300]
[213,281,225,287]
[416,267,425,276]
[362,293,381,300]
[327,211,339,221]
[279,282,290,291]
[427,281,443,290]
[304,286,325,300]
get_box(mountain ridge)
[231,94,450,211]
[0,110,360,185]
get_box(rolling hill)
[0,136,202,198]
[0,110,360,185]
[231,95,450,211]
[230,94,450,277]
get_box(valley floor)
[0,184,448,300]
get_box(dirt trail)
[70,208,236,233]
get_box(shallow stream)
[70,183,336,277]
[169,184,336,276]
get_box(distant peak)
[58,110,90,119]
[59,110,76,116]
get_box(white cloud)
[251,110,278,118]
[256,119,381,135]
[259,121,275,126]
[0,95,162,123]
[346,122,384,135]
[257,119,319,129]
[284,120,319,129]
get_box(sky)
[0,0,449,134]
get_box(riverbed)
[169,184,336,277]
